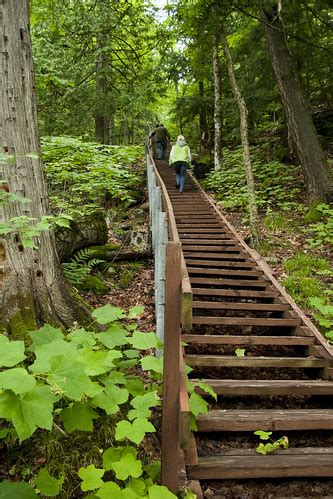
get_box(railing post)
[161,241,181,493]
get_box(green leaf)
[127,306,145,319]
[148,484,177,498]
[78,464,105,492]
[68,328,96,348]
[140,355,163,373]
[46,355,96,400]
[59,402,99,433]
[125,377,145,396]
[98,324,129,349]
[0,335,26,367]
[115,418,155,445]
[254,430,272,440]
[127,478,146,496]
[144,461,161,481]
[30,340,77,373]
[128,391,160,420]
[103,446,130,470]
[197,381,217,401]
[35,468,64,497]
[54,217,71,228]
[76,349,109,376]
[0,385,57,441]
[107,371,126,385]
[96,482,121,498]
[91,384,128,415]
[28,322,64,349]
[235,348,246,357]
[0,368,36,394]
[92,305,126,325]
[189,393,208,417]
[130,331,159,350]
[0,481,37,498]
[112,451,143,480]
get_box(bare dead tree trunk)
[212,30,223,171]
[261,7,333,202]
[1,0,90,335]
[198,80,209,155]
[221,27,259,246]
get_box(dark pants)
[156,141,167,160]
[174,161,187,192]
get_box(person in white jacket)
[169,135,191,193]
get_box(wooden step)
[192,317,301,326]
[193,379,333,396]
[178,228,228,234]
[190,278,268,288]
[192,288,278,298]
[192,301,290,311]
[185,259,255,268]
[184,253,248,261]
[180,234,233,240]
[185,355,332,368]
[182,245,243,252]
[181,335,316,346]
[181,239,241,246]
[196,409,333,431]
[188,268,263,278]
[187,448,333,479]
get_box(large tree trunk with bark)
[198,80,210,156]
[261,7,333,202]
[212,30,223,171]
[1,0,90,335]
[221,27,259,246]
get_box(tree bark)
[221,27,259,246]
[1,0,90,335]
[212,30,223,171]
[198,80,209,155]
[261,7,333,202]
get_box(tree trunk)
[198,80,209,155]
[261,7,333,202]
[1,0,90,335]
[95,37,109,144]
[212,30,223,171]
[221,27,259,246]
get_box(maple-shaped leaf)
[29,340,77,374]
[34,468,64,497]
[76,349,109,376]
[29,324,64,352]
[115,418,155,445]
[67,328,96,348]
[130,331,159,350]
[46,355,96,400]
[148,484,177,498]
[78,464,105,492]
[0,335,26,367]
[189,393,209,417]
[125,377,145,396]
[0,384,56,441]
[96,481,121,498]
[59,402,99,433]
[97,323,129,349]
[112,451,143,480]
[92,305,125,325]
[0,368,36,394]
[140,356,163,374]
[0,481,37,498]
[128,391,160,420]
[127,306,145,319]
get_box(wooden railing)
[146,142,192,492]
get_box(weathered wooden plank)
[181,335,315,346]
[181,239,242,246]
[191,288,278,298]
[192,301,289,311]
[187,449,333,479]
[192,317,301,326]
[185,259,255,268]
[185,355,332,368]
[190,277,268,288]
[179,234,234,240]
[196,409,333,431]
[184,252,248,261]
[188,268,263,277]
[178,228,228,234]
[193,379,333,396]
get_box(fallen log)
[88,245,152,261]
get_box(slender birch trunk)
[221,27,259,246]
[212,31,223,171]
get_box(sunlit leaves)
[59,403,99,433]
[78,465,105,492]
[115,418,155,445]
[0,335,26,367]
[92,305,126,324]
[34,469,64,497]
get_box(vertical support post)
[161,241,181,493]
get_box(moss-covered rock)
[78,275,109,294]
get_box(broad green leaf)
[117,359,137,370]
[197,381,217,401]
[59,402,99,433]
[145,461,161,481]
[128,391,160,420]
[96,482,121,498]
[189,393,208,417]
[115,418,155,445]
[46,355,96,400]
[120,489,138,499]
[78,464,105,492]
[112,451,143,480]
[125,377,145,396]
[124,349,140,359]
[235,348,246,357]
[76,349,109,376]
[140,355,163,373]
[54,217,71,228]
[103,446,131,470]
[104,350,123,367]
[0,481,37,498]
[0,385,56,441]
[148,485,177,498]
[127,306,145,319]
[91,389,126,415]
[98,326,129,350]
[128,478,146,496]
[254,430,272,440]
[0,335,26,367]
[29,324,64,352]
[107,371,126,385]
[130,331,159,350]
[35,468,64,497]
[30,340,77,373]
[68,328,96,348]
[0,368,36,394]
[92,305,125,325]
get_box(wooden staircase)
[155,160,333,492]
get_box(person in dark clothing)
[154,124,170,160]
